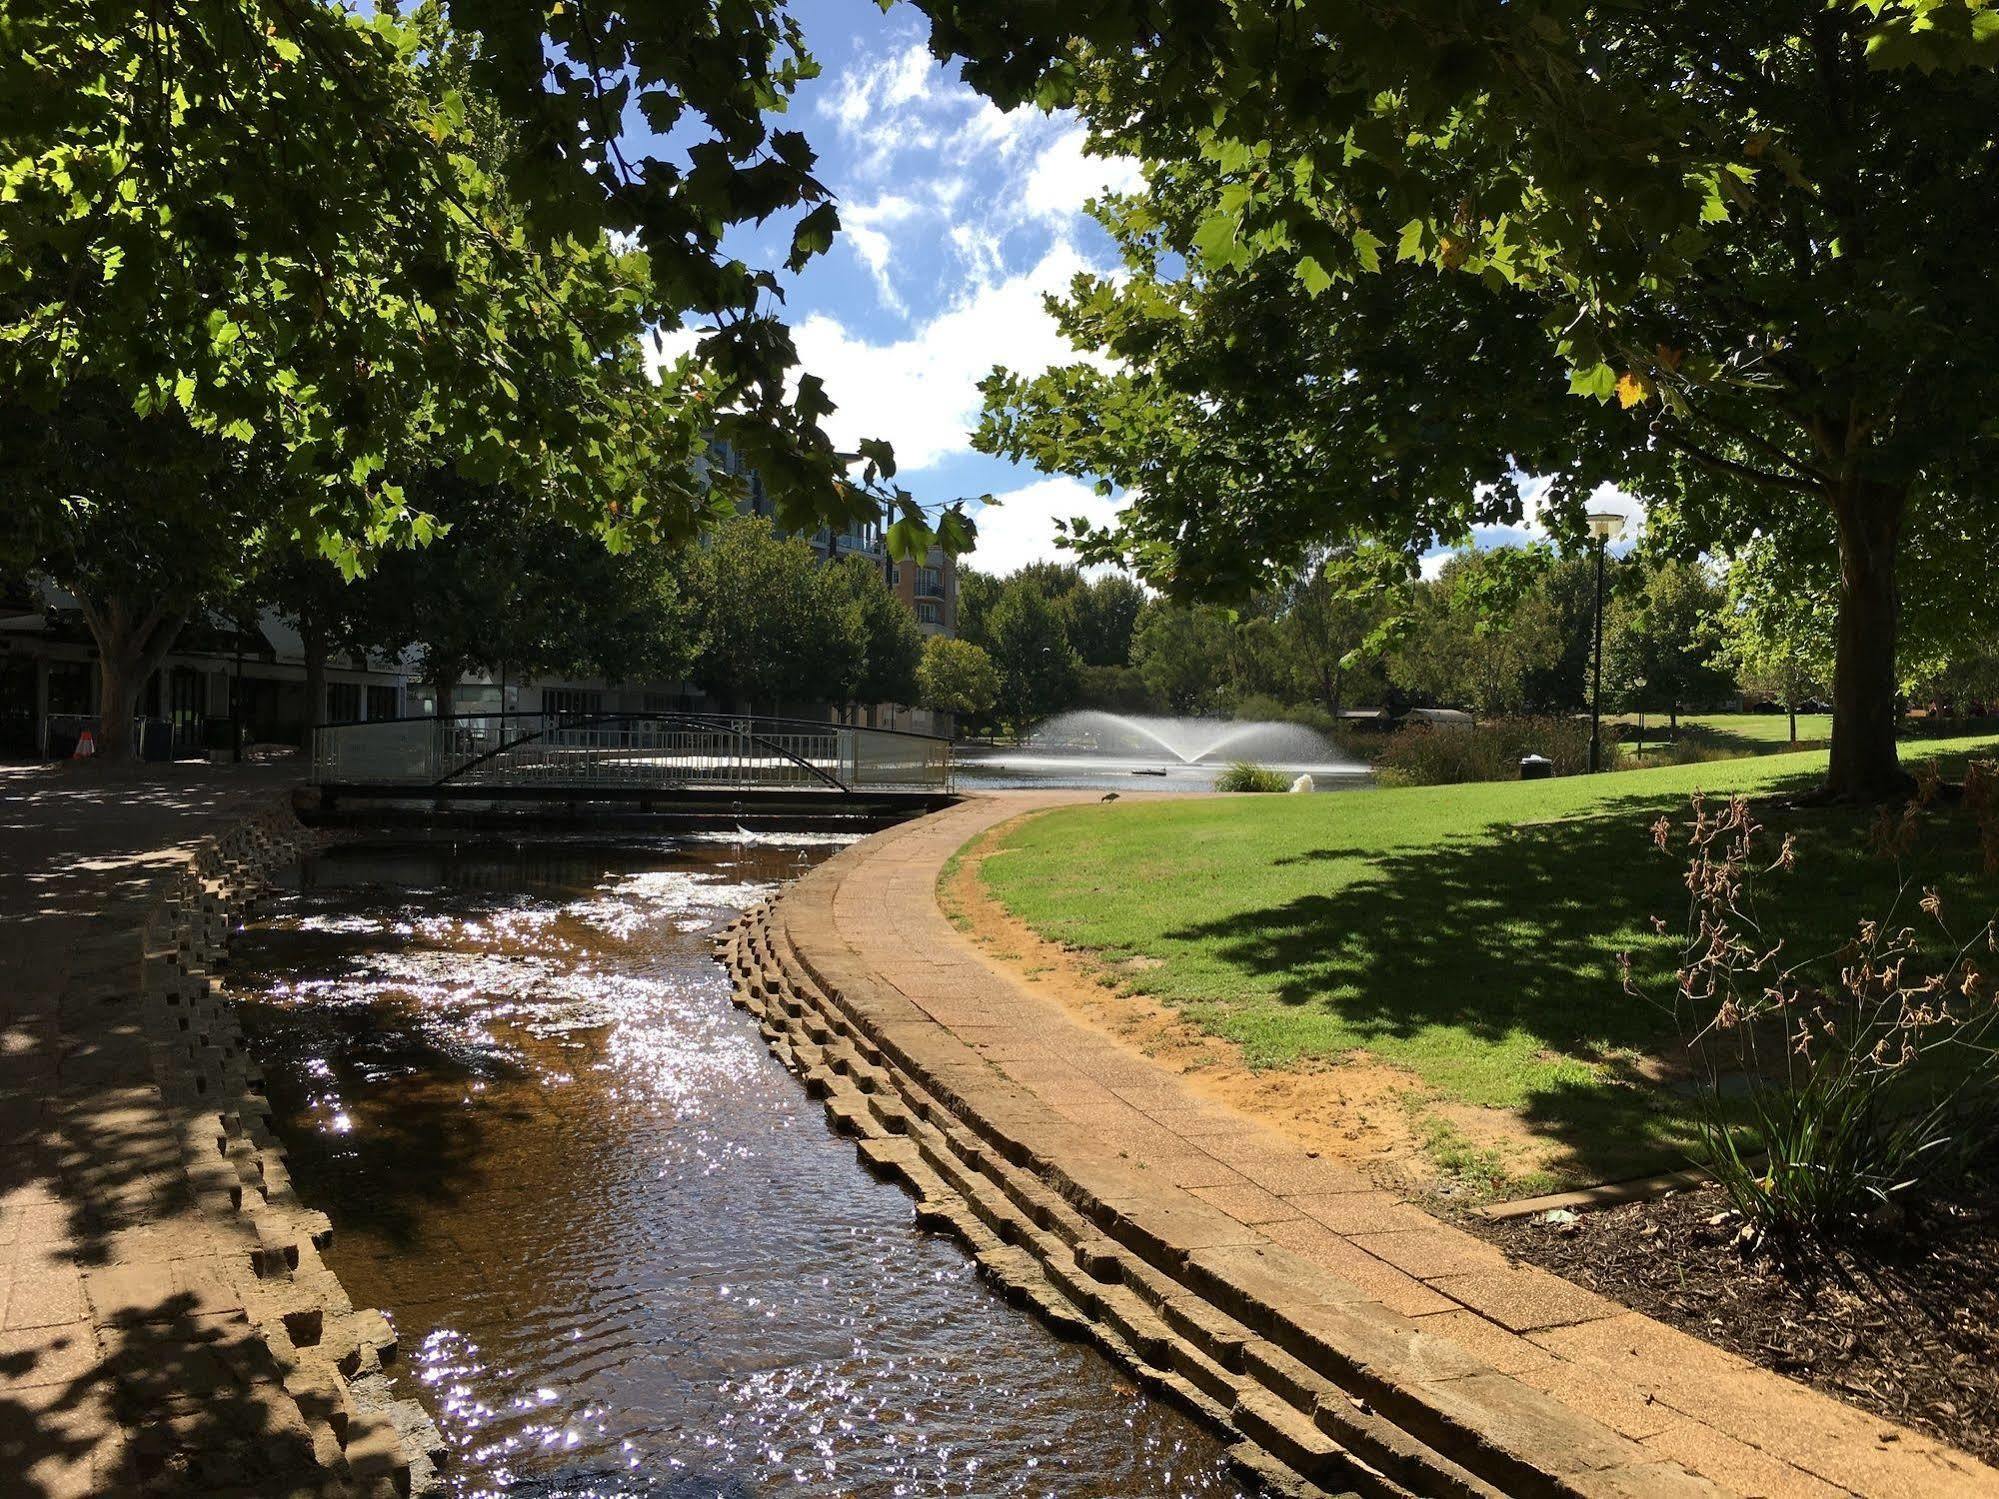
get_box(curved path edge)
[2,775,440,1497]
[726,792,1995,1499]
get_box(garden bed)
[1463,1176,1999,1466]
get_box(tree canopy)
[917,635,1000,721]
[966,2,1999,797]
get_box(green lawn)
[975,735,1999,1193]
[1614,710,1833,754]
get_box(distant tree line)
[944,546,1999,740]
[283,512,925,731]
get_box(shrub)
[1372,716,1593,785]
[1215,760,1292,793]
[1631,788,1999,1249]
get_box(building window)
[326,682,362,723]
[543,688,604,720]
[916,566,944,598]
[916,600,942,625]
[366,684,400,721]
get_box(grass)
[1612,711,1832,765]
[974,732,1999,1191]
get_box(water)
[232,835,1254,1498]
[956,711,1370,792]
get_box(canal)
[232,833,1255,1498]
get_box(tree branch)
[1657,429,1820,497]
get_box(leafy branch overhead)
[955,0,1998,799]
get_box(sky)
[639,0,1638,579]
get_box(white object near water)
[1288,773,1314,794]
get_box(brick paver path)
[0,764,309,1496]
[788,792,1997,1499]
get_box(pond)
[953,712,1373,793]
[233,834,1257,1498]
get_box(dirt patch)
[1464,1178,1999,1466]
[944,819,1564,1187]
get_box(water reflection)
[235,836,1252,1497]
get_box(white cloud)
[843,193,922,315]
[1417,481,1646,577]
[1022,128,1143,223]
[827,42,938,131]
[965,476,1126,576]
[791,240,1098,472]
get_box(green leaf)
[1297,254,1335,296]
[856,436,896,479]
[1351,229,1384,274]
[934,506,976,555]
[885,515,931,563]
[1568,362,1618,401]
[787,201,839,271]
[1191,207,1241,264]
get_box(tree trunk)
[76,591,187,764]
[1789,701,1798,745]
[300,620,327,753]
[1669,702,1679,736]
[1825,480,1910,801]
[432,667,457,719]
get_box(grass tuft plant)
[1631,785,1999,1248]
[1214,760,1292,793]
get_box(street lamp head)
[1585,508,1625,542]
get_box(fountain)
[956,710,1370,792]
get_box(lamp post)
[1585,507,1624,773]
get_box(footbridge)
[308,711,956,821]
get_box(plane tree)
[957,1,1998,799]
[0,2,956,758]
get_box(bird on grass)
[1100,791,1120,802]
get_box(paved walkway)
[0,762,429,1496]
[775,792,1997,1499]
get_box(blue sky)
[638,0,1142,573]
[640,0,1639,577]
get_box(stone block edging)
[723,796,1999,1499]
[57,792,444,1496]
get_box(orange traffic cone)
[72,728,96,759]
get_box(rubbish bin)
[139,719,174,763]
[1519,754,1555,780]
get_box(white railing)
[311,712,953,796]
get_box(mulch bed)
[1462,1175,1999,1465]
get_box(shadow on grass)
[1170,780,1997,1186]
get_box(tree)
[969,5,1999,798]
[1519,552,1625,715]
[0,395,266,759]
[826,554,922,712]
[984,580,1081,732]
[689,516,848,713]
[1131,605,1240,716]
[1076,664,1158,715]
[1716,541,1839,744]
[916,636,1000,723]
[1388,551,1564,718]
[258,543,380,750]
[1,2,990,756]
[0,7,728,756]
[350,467,702,716]
[954,569,1005,652]
[1602,561,1736,731]
[1065,573,1146,668]
[1278,547,1403,717]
